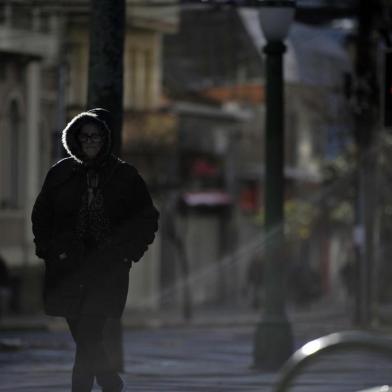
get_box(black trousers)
[66,316,123,392]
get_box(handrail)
[273,331,392,392]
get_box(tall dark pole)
[87,0,126,372]
[253,41,293,370]
[87,0,125,157]
[353,0,380,326]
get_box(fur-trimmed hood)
[61,110,112,165]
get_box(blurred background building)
[0,0,391,323]
[0,0,178,312]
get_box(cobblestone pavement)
[0,305,391,391]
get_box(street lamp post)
[251,0,296,370]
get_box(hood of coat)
[61,110,112,166]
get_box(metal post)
[87,0,126,372]
[353,0,380,327]
[253,41,293,370]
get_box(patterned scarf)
[76,168,111,250]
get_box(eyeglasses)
[78,133,103,143]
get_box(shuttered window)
[0,100,22,209]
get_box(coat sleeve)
[31,170,55,260]
[112,168,159,262]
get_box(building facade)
[0,0,178,313]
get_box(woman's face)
[78,123,104,160]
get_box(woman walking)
[31,108,159,391]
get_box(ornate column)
[25,60,41,263]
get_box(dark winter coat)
[31,110,159,318]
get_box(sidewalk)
[0,298,354,334]
[1,297,389,335]
[0,300,391,391]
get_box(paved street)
[0,305,391,391]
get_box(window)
[125,46,155,110]
[0,63,6,82]
[12,5,32,30]
[0,100,22,209]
